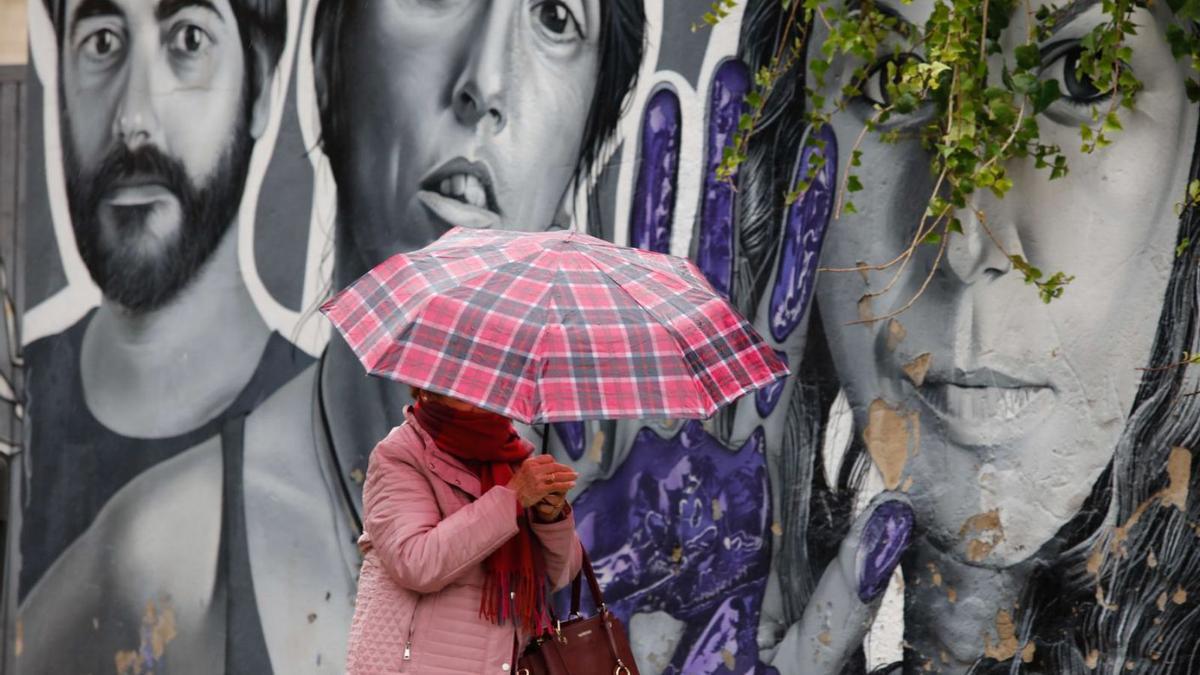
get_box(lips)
[918,383,1051,421]
[911,367,1056,444]
[103,174,175,207]
[417,157,502,230]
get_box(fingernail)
[856,500,914,603]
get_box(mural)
[10,1,1200,675]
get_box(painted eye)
[171,24,213,55]
[533,1,583,41]
[1041,45,1112,105]
[860,54,921,108]
[82,28,122,59]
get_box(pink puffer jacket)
[346,408,583,674]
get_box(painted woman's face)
[812,0,1198,567]
[334,0,601,273]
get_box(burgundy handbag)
[517,547,639,675]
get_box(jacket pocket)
[399,591,439,672]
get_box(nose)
[450,2,510,132]
[942,194,1018,285]
[111,46,162,151]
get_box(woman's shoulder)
[371,418,429,465]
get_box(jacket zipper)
[399,601,418,671]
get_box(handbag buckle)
[554,619,568,644]
[614,659,631,675]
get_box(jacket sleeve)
[530,509,583,592]
[363,438,520,594]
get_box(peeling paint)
[712,498,724,521]
[114,598,178,675]
[114,650,140,675]
[927,562,943,587]
[901,353,933,387]
[1172,586,1188,604]
[586,429,606,464]
[858,295,874,322]
[863,399,918,490]
[982,609,1018,661]
[1086,649,1100,668]
[886,319,906,351]
[1021,642,1036,663]
[722,648,736,670]
[818,630,832,645]
[959,510,1005,563]
[14,618,21,657]
[1163,446,1191,511]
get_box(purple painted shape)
[553,421,586,461]
[678,594,762,674]
[695,60,751,297]
[754,350,789,418]
[631,88,682,254]
[768,124,837,343]
[565,423,770,673]
[856,500,915,602]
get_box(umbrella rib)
[576,253,719,415]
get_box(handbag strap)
[569,545,606,616]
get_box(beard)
[61,93,254,314]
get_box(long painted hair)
[771,17,1200,675]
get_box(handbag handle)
[569,545,606,617]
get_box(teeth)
[923,384,1047,421]
[435,173,488,209]
[464,181,486,208]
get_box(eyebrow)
[1046,0,1103,36]
[849,0,917,33]
[69,0,123,39]
[862,0,1109,38]
[155,0,223,23]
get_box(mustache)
[88,144,193,205]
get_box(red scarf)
[412,398,550,634]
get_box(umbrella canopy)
[320,227,788,424]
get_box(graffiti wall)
[11,0,1200,673]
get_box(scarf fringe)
[480,570,552,635]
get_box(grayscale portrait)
[17,0,309,671]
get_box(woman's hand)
[507,455,577,508]
[532,492,568,523]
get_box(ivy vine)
[696,0,1200,309]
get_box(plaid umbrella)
[320,227,788,424]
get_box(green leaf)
[1012,72,1039,95]
[1033,79,1062,114]
[1103,111,1123,133]
[922,230,942,245]
[1015,44,1041,70]
[847,175,864,192]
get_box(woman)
[346,389,583,674]
[767,1,1200,673]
